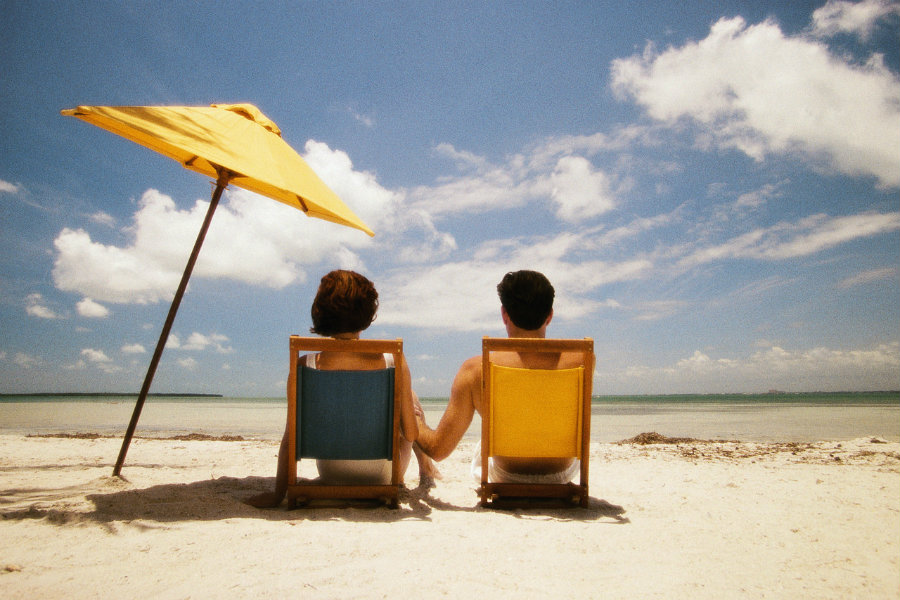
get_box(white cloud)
[601,342,900,393]
[0,179,22,194]
[177,332,234,353]
[590,209,680,249]
[811,0,900,40]
[679,211,900,267]
[346,107,375,128]
[88,211,116,227]
[51,169,386,304]
[735,183,781,210]
[25,293,62,319]
[178,357,198,370]
[14,352,42,368]
[377,232,652,331]
[76,297,109,318]
[611,15,900,187]
[78,348,122,374]
[549,156,616,222]
[407,163,531,218]
[121,343,146,354]
[433,142,490,171]
[631,300,688,322]
[408,139,626,223]
[302,140,400,234]
[81,348,111,363]
[395,210,458,264]
[838,267,897,288]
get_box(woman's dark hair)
[309,270,379,336]
[496,270,554,330]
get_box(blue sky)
[1,0,898,396]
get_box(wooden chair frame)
[285,336,404,509]
[479,337,594,508]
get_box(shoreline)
[4,398,899,444]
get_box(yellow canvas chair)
[479,337,594,508]
[286,336,404,508]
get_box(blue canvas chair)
[479,337,594,508]
[286,336,404,508]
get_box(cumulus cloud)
[611,14,900,187]
[177,332,234,353]
[25,293,62,319]
[49,140,398,305]
[76,297,109,318]
[121,343,146,354]
[409,137,626,223]
[79,348,122,373]
[302,140,400,234]
[51,179,384,305]
[811,0,900,40]
[81,348,111,363]
[549,156,616,222]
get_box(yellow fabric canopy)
[61,103,374,236]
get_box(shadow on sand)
[1,475,628,526]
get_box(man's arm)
[415,357,480,461]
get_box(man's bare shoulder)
[559,350,590,369]
[456,355,483,381]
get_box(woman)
[247,270,436,508]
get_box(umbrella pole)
[113,171,231,477]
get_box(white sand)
[1,433,898,599]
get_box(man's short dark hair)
[496,270,554,330]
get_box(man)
[415,270,591,482]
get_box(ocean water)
[1,392,897,443]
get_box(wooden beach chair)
[479,337,594,508]
[286,336,404,509]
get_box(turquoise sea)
[1,391,897,443]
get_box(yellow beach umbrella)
[62,104,374,475]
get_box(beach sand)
[1,433,898,598]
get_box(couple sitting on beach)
[248,269,588,508]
